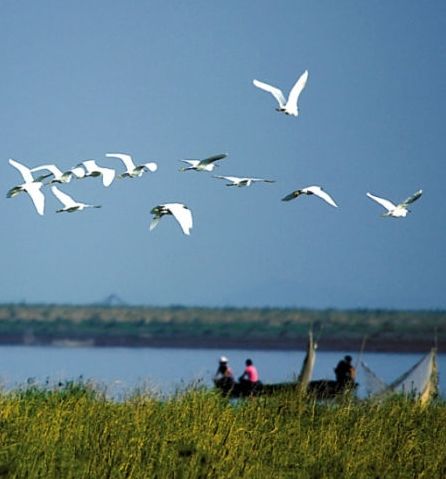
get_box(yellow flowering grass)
[0,383,445,478]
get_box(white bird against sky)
[30,163,85,184]
[282,185,338,208]
[149,203,193,236]
[366,190,423,217]
[105,153,158,178]
[213,175,275,187]
[179,153,227,172]
[6,158,45,215]
[253,70,309,117]
[51,186,102,213]
[76,160,116,187]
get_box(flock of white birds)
[6,69,423,235]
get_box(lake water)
[0,345,443,400]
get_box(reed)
[0,382,444,478]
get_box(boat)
[215,331,353,398]
[216,332,439,402]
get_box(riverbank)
[0,333,441,353]
[0,304,444,353]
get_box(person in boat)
[213,356,235,393]
[334,355,356,390]
[238,358,261,395]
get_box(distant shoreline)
[0,334,440,353]
[1,305,444,354]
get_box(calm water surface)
[0,346,443,399]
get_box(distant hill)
[95,294,128,307]
[0,304,444,352]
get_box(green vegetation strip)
[0,305,445,345]
[0,383,445,478]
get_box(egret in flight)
[76,160,116,187]
[6,158,45,215]
[282,185,338,208]
[179,154,227,172]
[253,70,308,117]
[51,186,101,213]
[105,153,158,178]
[149,203,193,236]
[213,175,275,187]
[366,190,422,217]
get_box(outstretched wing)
[286,70,309,111]
[167,203,193,236]
[106,153,136,171]
[400,189,423,207]
[366,192,396,212]
[201,154,227,166]
[23,182,45,216]
[253,80,286,108]
[100,167,116,187]
[214,175,238,182]
[304,186,338,208]
[9,159,35,183]
[51,186,78,208]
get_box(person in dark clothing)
[334,355,356,390]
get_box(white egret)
[51,186,101,213]
[253,70,308,117]
[366,190,422,217]
[6,158,45,215]
[76,160,116,187]
[282,185,338,208]
[213,175,275,187]
[105,153,158,178]
[179,154,227,172]
[149,203,193,236]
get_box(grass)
[0,382,445,478]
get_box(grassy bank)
[0,383,445,478]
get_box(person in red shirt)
[238,358,260,395]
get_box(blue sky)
[1,1,445,309]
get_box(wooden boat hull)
[216,379,356,399]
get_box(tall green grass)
[0,383,445,478]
